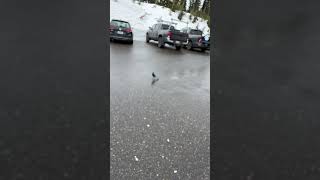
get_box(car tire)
[187,41,193,50]
[201,48,206,52]
[146,34,150,43]
[128,40,133,44]
[158,36,164,48]
[175,45,181,50]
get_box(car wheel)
[146,34,150,43]
[187,41,193,50]
[158,37,164,48]
[175,45,181,50]
[128,40,133,44]
[201,48,206,52]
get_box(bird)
[151,72,159,86]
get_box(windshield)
[111,20,130,28]
[190,29,202,35]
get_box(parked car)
[109,19,133,44]
[146,22,188,50]
[181,28,210,52]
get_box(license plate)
[117,31,124,35]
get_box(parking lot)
[110,40,210,179]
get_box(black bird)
[152,72,156,78]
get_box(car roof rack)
[155,18,178,26]
[171,18,189,27]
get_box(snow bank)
[110,0,210,41]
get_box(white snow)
[174,170,178,173]
[110,0,210,41]
[134,155,139,161]
[166,138,170,142]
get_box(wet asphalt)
[110,40,210,179]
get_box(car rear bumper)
[110,35,133,41]
[165,37,186,46]
[193,42,210,49]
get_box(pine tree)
[193,0,200,12]
[188,0,195,13]
[201,0,207,12]
[202,0,210,14]
[172,0,180,11]
[179,0,186,11]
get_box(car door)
[154,24,161,39]
[150,24,157,39]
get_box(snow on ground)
[110,0,210,41]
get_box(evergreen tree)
[201,0,207,12]
[180,0,186,11]
[193,0,200,12]
[158,0,170,7]
[203,0,210,14]
[188,0,195,13]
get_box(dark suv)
[181,27,210,52]
[109,19,133,44]
[146,22,188,50]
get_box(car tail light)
[167,31,173,39]
[109,25,116,31]
[125,28,132,33]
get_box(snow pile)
[110,0,210,41]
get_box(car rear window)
[111,20,130,28]
[190,29,202,35]
[161,24,170,30]
[161,24,175,30]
